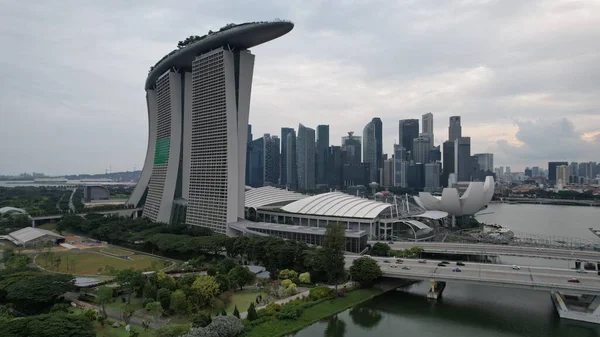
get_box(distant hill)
[64,171,142,182]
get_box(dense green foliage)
[0,313,95,337]
[182,315,244,337]
[349,257,382,288]
[320,223,347,288]
[369,242,392,256]
[308,286,334,301]
[0,271,75,314]
[0,186,67,217]
[228,265,255,290]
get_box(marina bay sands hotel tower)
[127,21,294,233]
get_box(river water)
[293,204,600,337]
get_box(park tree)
[215,274,231,292]
[170,289,187,315]
[349,257,382,288]
[0,272,75,314]
[96,286,114,325]
[143,280,157,299]
[217,258,237,274]
[182,315,244,337]
[246,302,258,321]
[145,301,163,325]
[115,269,144,303]
[192,276,220,306]
[157,288,171,311]
[122,303,135,325]
[228,265,255,290]
[156,272,177,291]
[191,312,212,327]
[321,223,347,291]
[369,242,391,257]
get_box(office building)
[394,144,407,162]
[422,112,434,146]
[327,146,343,189]
[524,167,532,178]
[286,130,298,189]
[548,161,568,184]
[343,163,370,187]
[412,136,431,164]
[394,159,408,187]
[248,137,264,188]
[373,118,383,178]
[425,162,441,192]
[263,134,280,185]
[280,127,294,186]
[128,21,293,232]
[363,118,382,182]
[297,124,316,190]
[449,116,462,142]
[557,165,569,185]
[342,132,362,164]
[429,145,441,163]
[532,166,540,176]
[474,153,494,172]
[454,137,471,181]
[382,158,395,187]
[399,119,419,156]
[441,141,455,187]
[316,125,330,186]
[407,162,425,189]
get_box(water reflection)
[348,306,382,329]
[324,315,346,337]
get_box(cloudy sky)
[1,0,599,175]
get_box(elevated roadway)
[375,241,600,261]
[345,255,600,295]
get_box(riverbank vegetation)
[368,242,424,258]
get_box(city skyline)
[2,1,600,175]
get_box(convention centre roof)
[0,207,27,215]
[230,219,367,238]
[281,192,391,219]
[245,186,307,208]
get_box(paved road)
[375,241,600,261]
[345,256,600,295]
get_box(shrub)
[246,303,258,321]
[152,324,190,337]
[281,279,293,288]
[182,315,244,337]
[278,269,298,280]
[298,272,311,284]
[309,286,334,300]
[233,305,240,318]
[260,303,281,317]
[276,304,303,320]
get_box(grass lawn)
[100,247,135,256]
[106,297,145,312]
[224,289,268,314]
[37,250,169,275]
[37,222,57,231]
[243,288,383,337]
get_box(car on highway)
[363,255,372,258]
[456,262,465,266]
[383,260,391,263]
[576,269,587,274]
[402,266,410,270]
[437,263,446,267]
[512,265,521,270]
[441,261,450,265]
[396,259,404,264]
[388,241,394,244]
[453,268,461,272]
[418,259,427,264]
[568,278,580,283]
[390,264,398,268]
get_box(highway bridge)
[345,255,600,323]
[377,241,600,262]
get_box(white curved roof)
[0,207,27,215]
[281,192,391,219]
[245,186,307,208]
[414,176,495,216]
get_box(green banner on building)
[154,138,170,165]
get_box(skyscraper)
[263,134,280,185]
[280,127,294,186]
[429,145,441,163]
[556,165,569,185]
[248,137,264,188]
[454,137,471,181]
[297,124,316,190]
[342,132,362,164]
[399,119,419,156]
[373,118,383,178]
[412,136,431,164]
[441,141,455,187]
[474,153,494,172]
[393,144,406,162]
[382,158,395,187]
[286,130,297,189]
[394,159,408,187]
[422,112,434,146]
[127,21,293,232]
[548,161,568,184]
[327,146,343,189]
[425,162,441,192]
[316,125,330,186]
[363,119,377,182]
[449,116,462,142]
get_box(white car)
[512,265,521,270]
[390,264,398,268]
